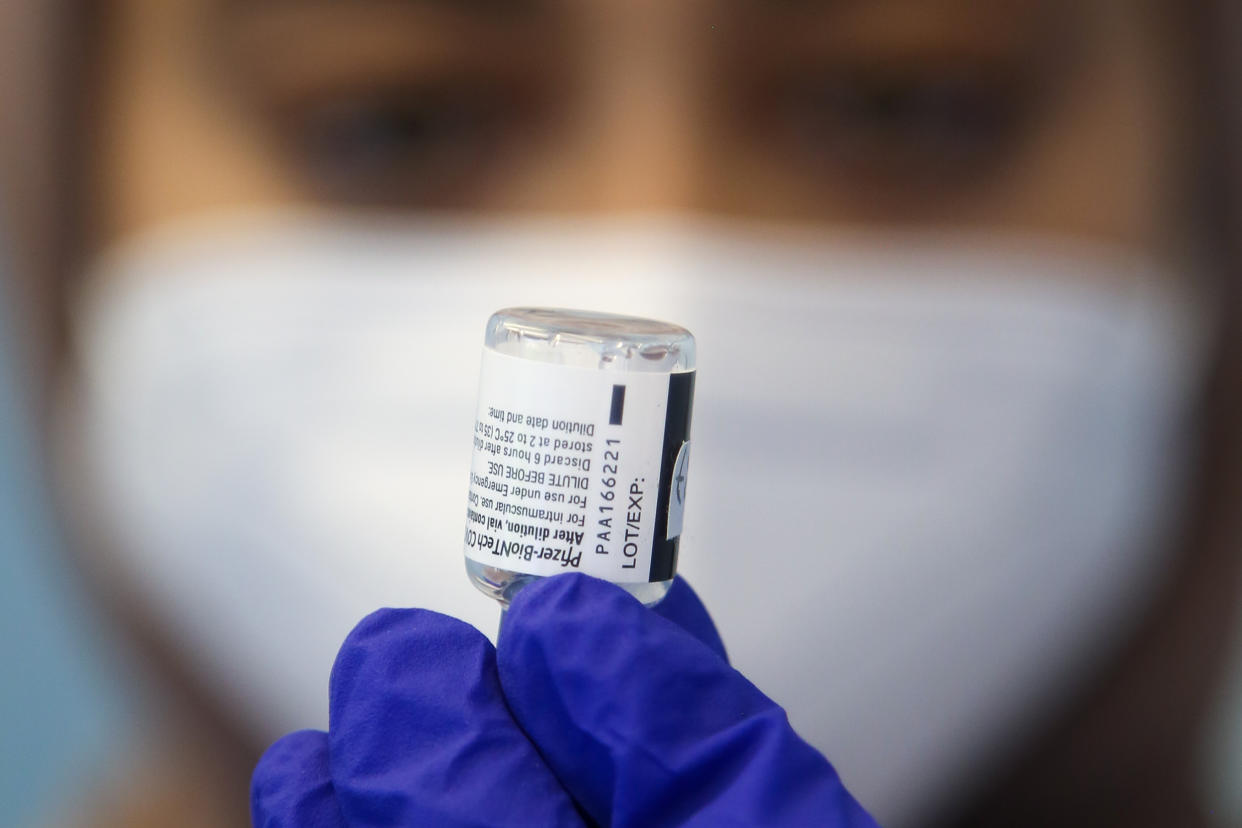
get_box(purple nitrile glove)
[252,574,879,827]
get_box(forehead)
[213,0,1072,36]
[216,0,1057,16]
[204,0,1107,122]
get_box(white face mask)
[63,212,1202,826]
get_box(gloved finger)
[650,576,727,662]
[251,729,345,828]
[328,608,583,828]
[498,574,877,828]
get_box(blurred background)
[0,257,132,828]
[1,0,1239,826]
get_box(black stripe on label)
[649,370,695,583]
[609,385,626,426]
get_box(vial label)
[465,349,694,583]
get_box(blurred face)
[93,0,1181,254]
[62,3,1227,825]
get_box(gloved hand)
[251,573,878,827]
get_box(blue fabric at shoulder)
[0,242,130,828]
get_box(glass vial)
[464,308,696,607]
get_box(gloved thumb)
[497,573,878,828]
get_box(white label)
[464,349,684,583]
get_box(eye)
[765,62,1035,190]
[274,82,526,205]
[221,1,558,208]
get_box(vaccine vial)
[464,308,695,607]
